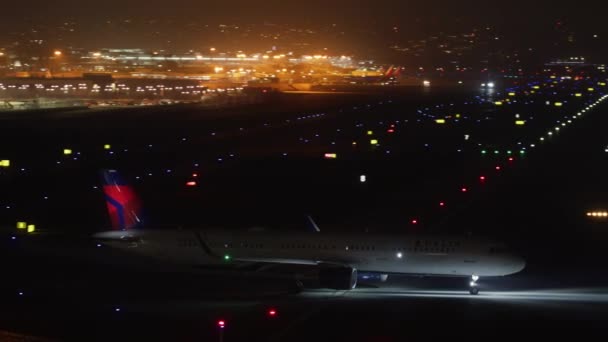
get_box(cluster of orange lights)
[587,211,608,218]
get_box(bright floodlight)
[397,252,403,258]
[487,82,495,88]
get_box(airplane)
[94,170,525,295]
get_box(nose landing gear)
[469,275,479,295]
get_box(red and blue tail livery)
[101,169,143,230]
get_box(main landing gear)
[469,275,479,295]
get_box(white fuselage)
[95,229,526,278]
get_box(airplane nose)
[510,254,526,273]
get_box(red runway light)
[186,181,197,187]
[217,320,226,328]
[461,187,468,192]
[387,129,395,133]
[508,157,514,162]
[411,219,418,225]
[439,202,445,207]
[495,166,501,170]
[479,176,486,181]
[192,173,198,178]
[268,309,277,316]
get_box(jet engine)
[318,265,358,290]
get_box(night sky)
[1,0,607,60]
[2,0,606,28]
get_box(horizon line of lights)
[587,211,608,218]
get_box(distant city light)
[587,211,608,218]
[54,50,62,57]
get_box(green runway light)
[224,254,231,261]
[481,150,487,155]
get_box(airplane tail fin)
[101,169,143,230]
